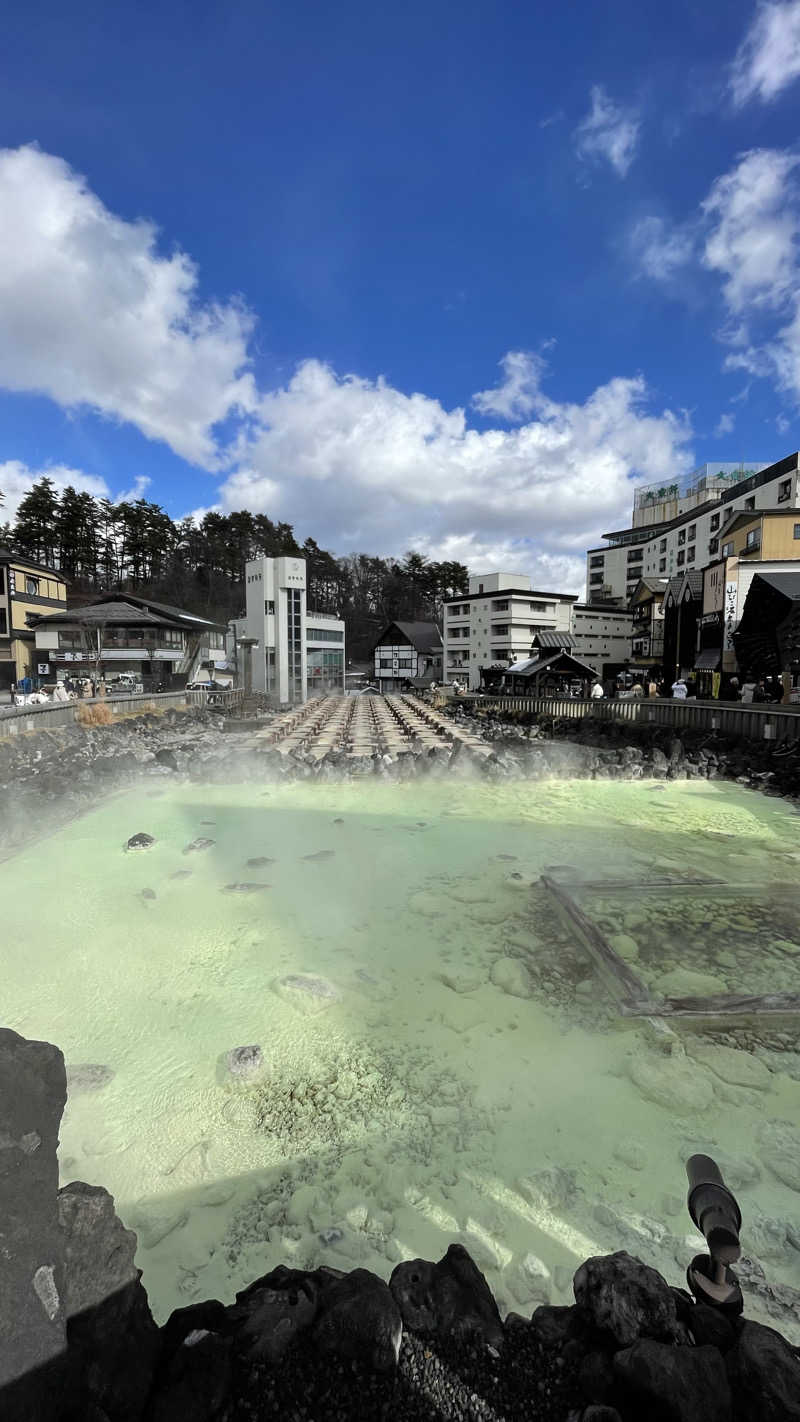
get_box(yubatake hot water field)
[3,773,800,1340]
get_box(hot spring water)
[3,776,800,1338]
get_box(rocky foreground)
[2,1027,800,1422]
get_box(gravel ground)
[234,1326,581,1421]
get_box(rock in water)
[183,837,215,854]
[656,967,728,998]
[490,956,534,999]
[628,1052,715,1114]
[140,888,157,902]
[757,1119,800,1192]
[390,1243,502,1348]
[222,882,269,894]
[170,870,192,880]
[225,1045,264,1080]
[574,1251,679,1349]
[302,850,336,861]
[685,1041,772,1092]
[126,833,154,851]
[65,1064,115,1095]
[313,1269,402,1371]
[273,973,341,1015]
[245,857,274,868]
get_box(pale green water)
[3,775,800,1335]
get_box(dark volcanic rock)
[573,1251,679,1349]
[725,1318,800,1421]
[313,1268,403,1370]
[148,1329,232,1422]
[390,1242,503,1349]
[613,1339,731,1422]
[0,1029,67,1419]
[65,1063,114,1095]
[58,1180,159,1421]
[126,832,155,851]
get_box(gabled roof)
[30,600,180,628]
[506,650,598,678]
[89,592,225,630]
[664,570,702,608]
[634,577,668,595]
[531,630,576,650]
[372,620,442,654]
[0,547,68,580]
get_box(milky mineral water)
[2,775,799,1337]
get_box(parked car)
[106,674,144,694]
[186,679,228,691]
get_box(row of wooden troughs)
[256,692,493,761]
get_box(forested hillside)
[0,479,468,659]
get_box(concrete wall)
[0,691,190,738]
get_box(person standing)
[591,680,605,700]
[671,676,688,700]
[647,678,658,697]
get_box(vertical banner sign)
[724,580,738,652]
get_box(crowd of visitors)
[589,672,792,703]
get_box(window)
[286,588,302,701]
[589,555,604,569]
[677,550,685,566]
[710,513,720,530]
[687,547,696,562]
[491,625,509,636]
[659,539,667,552]
[627,548,643,562]
[25,576,40,596]
[589,572,604,585]
[745,529,761,550]
[0,567,4,594]
[658,558,667,572]
[708,538,719,554]
[530,601,555,612]
[58,629,84,649]
[307,627,343,642]
[722,541,734,558]
[677,530,686,546]
[478,583,484,593]
[0,608,6,636]
[795,524,800,540]
[397,659,412,669]
[745,496,755,511]
[265,599,275,615]
[380,658,393,669]
[779,479,792,502]
[492,599,509,611]
[688,525,696,541]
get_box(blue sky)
[1,0,800,588]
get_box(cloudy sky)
[1,0,800,590]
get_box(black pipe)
[686,1154,741,1265]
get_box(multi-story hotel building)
[443,573,576,689]
[583,457,800,606]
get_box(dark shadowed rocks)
[126,832,155,851]
[725,1319,800,1421]
[613,1339,731,1422]
[312,1269,403,1370]
[390,1242,503,1349]
[573,1250,680,1348]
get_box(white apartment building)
[443,573,576,689]
[569,603,634,679]
[231,555,345,702]
[584,456,799,606]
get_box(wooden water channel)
[541,874,800,1024]
[256,692,494,762]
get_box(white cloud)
[714,412,736,437]
[0,459,110,524]
[701,149,800,311]
[115,474,152,504]
[574,86,641,178]
[218,357,693,586]
[630,216,696,281]
[0,145,257,468]
[472,350,547,420]
[730,1,800,107]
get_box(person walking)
[631,682,644,699]
[671,676,688,700]
[647,678,659,697]
[590,680,605,699]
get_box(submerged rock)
[183,837,215,854]
[758,1119,800,1192]
[273,973,342,1015]
[245,856,274,868]
[656,967,728,998]
[302,850,336,861]
[685,1041,772,1092]
[65,1064,114,1095]
[126,832,154,851]
[225,1045,264,1080]
[490,956,533,999]
[222,882,269,894]
[628,1052,715,1114]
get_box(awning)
[694,649,721,671]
